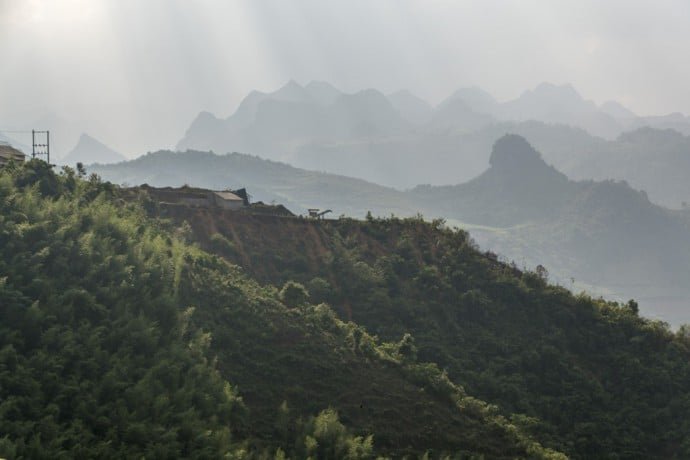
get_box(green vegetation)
[0,160,565,458]
[0,161,244,458]
[89,138,690,327]
[164,202,690,459]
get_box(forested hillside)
[0,161,562,458]
[90,137,690,325]
[153,197,690,459]
[4,160,690,458]
[413,135,690,325]
[6,3,690,459]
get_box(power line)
[0,129,51,164]
[32,130,50,164]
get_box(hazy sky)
[1,0,689,157]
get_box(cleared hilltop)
[91,135,690,325]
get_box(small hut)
[212,191,245,210]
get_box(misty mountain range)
[5,79,690,210]
[6,80,690,323]
[91,135,690,326]
[60,133,126,166]
[175,80,690,208]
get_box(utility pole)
[31,129,50,164]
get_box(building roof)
[0,144,26,162]
[213,191,244,201]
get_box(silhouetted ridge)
[61,133,126,165]
[617,126,685,144]
[489,133,544,168]
[409,135,574,226]
[482,134,569,188]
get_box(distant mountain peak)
[283,79,302,88]
[513,83,591,110]
[387,90,433,124]
[76,133,108,147]
[481,134,570,197]
[389,88,412,97]
[354,87,383,97]
[489,134,546,168]
[333,88,401,118]
[334,88,393,108]
[535,81,575,91]
[537,81,567,89]
[440,86,497,114]
[277,79,306,94]
[450,86,497,102]
[195,111,219,122]
[527,82,583,101]
[600,100,637,119]
[304,80,343,105]
[228,81,312,124]
[245,89,267,100]
[305,80,339,91]
[388,88,425,100]
[618,126,685,144]
[271,79,309,100]
[62,132,126,165]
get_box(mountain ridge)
[176,81,690,206]
[91,135,690,325]
[136,180,690,459]
[61,133,126,166]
